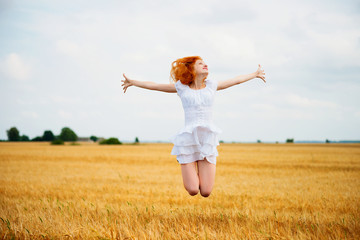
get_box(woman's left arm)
[217,64,266,90]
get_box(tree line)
[5,127,333,144]
[6,126,79,142]
[4,126,140,145]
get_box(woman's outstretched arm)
[217,64,266,91]
[121,73,176,93]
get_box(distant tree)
[219,140,224,144]
[286,138,294,143]
[31,136,43,141]
[7,127,20,141]
[135,137,139,144]
[99,137,122,145]
[42,130,55,141]
[257,139,262,143]
[59,127,78,141]
[90,135,98,142]
[20,135,30,141]
[51,139,64,145]
[325,139,330,143]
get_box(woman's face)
[194,59,208,76]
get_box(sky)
[0,0,360,142]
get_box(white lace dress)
[171,79,222,165]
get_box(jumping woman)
[121,56,266,197]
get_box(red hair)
[170,56,203,85]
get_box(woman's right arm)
[121,73,176,93]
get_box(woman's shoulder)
[205,79,218,90]
[175,80,188,92]
[175,80,186,87]
[206,78,217,84]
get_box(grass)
[0,142,359,239]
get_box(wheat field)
[0,142,359,239]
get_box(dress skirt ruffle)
[171,124,222,165]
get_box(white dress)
[171,79,222,165]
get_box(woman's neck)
[191,74,207,89]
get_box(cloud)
[58,110,72,119]
[56,39,81,58]
[0,53,31,81]
[51,95,83,104]
[283,94,339,109]
[0,0,12,14]
[21,111,39,119]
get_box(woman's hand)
[256,64,266,83]
[121,73,133,93]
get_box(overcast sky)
[1,0,359,142]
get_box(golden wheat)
[0,142,359,239]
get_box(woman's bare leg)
[181,162,199,196]
[197,159,216,197]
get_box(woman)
[122,56,266,197]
